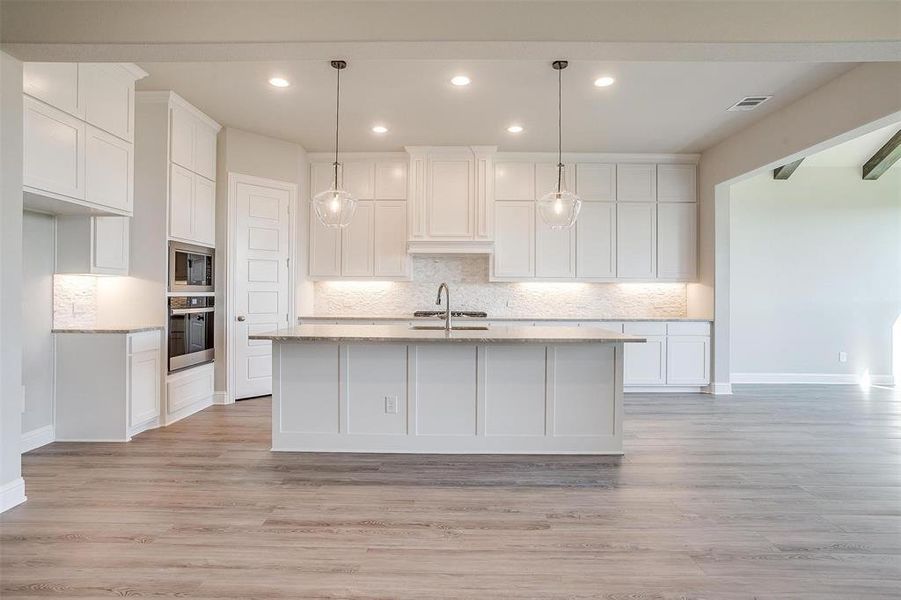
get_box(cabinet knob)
[236,315,246,322]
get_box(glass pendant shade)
[537,165,581,229]
[312,180,357,228]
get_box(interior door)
[233,179,292,400]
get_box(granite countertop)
[297,315,713,323]
[52,325,164,334]
[251,323,644,344]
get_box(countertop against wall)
[52,326,164,334]
[298,315,713,323]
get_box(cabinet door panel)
[23,63,82,117]
[309,205,341,278]
[193,124,217,181]
[193,176,216,247]
[342,161,375,199]
[616,202,657,279]
[23,97,85,200]
[85,125,132,212]
[617,164,656,202]
[170,105,194,171]
[375,162,407,200]
[374,202,408,277]
[341,201,374,276]
[169,164,194,240]
[129,350,160,428]
[536,219,575,278]
[666,336,710,385]
[657,164,697,202]
[576,202,616,278]
[576,163,616,201]
[494,202,534,278]
[658,202,697,280]
[495,162,535,200]
[81,64,132,141]
[428,159,472,237]
[93,216,129,274]
[623,336,666,385]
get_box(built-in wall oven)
[168,296,215,373]
[169,242,214,293]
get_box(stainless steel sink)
[410,325,490,331]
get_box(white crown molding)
[135,90,221,132]
[0,478,26,514]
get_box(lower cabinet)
[623,321,710,389]
[165,363,215,425]
[55,330,162,441]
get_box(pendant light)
[313,60,357,228]
[537,60,581,229]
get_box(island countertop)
[251,323,644,344]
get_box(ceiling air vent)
[727,95,773,112]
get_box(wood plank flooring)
[2,384,900,599]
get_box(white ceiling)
[137,60,854,153]
[804,122,900,169]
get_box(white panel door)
[80,64,133,141]
[234,180,292,400]
[373,201,408,277]
[495,162,535,200]
[428,158,473,237]
[342,161,375,199]
[575,163,616,201]
[576,202,616,278]
[23,63,82,117]
[169,105,194,171]
[92,216,129,274]
[193,125,218,181]
[658,202,697,280]
[341,200,374,276]
[309,204,341,278]
[666,336,710,385]
[617,164,657,202]
[616,202,657,279]
[623,336,667,385]
[375,161,407,200]
[535,219,576,278]
[85,125,132,212]
[494,201,535,278]
[657,164,697,203]
[192,175,216,247]
[23,96,85,200]
[168,163,194,241]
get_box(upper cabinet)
[22,62,146,217]
[492,158,697,283]
[406,146,495,254]
[170,103,218,181]
[308,155,411,280]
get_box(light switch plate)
[385,396,398,414]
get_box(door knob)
[237,315,246,322]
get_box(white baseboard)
[707,382,733,395]
[164,395,213,426]
[0,477,26,513]
[21,424,55,453]
[731,372,895,386]
[625,386,704,394]
[212,391,232,405]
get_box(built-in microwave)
[169,242,214,293]
[168,296,215,372]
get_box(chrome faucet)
[436,282,451,331]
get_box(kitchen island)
[251,323,643,455]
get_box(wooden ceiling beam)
[862,129,901,180]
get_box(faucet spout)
[436,283,451,331]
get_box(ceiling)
[137,60,854,154]
[804,122,900,169]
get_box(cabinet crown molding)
[135,90,221,132]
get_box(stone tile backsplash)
[53,275,98,328]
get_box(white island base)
[263,325,635,455]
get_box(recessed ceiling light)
[506,125,524,134]
[371,125,388,134]
[594,76,615,88]
[269,77,290,88]
[451,75,471,86]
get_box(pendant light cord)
[333,65,341,189]
[557,64,563,194]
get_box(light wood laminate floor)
[2,385,900,599]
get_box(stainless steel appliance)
[168,242,214,293]
[168,296,215,372]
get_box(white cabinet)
[23,96,86,201]
[621,321,710,390]
[535,162,573,198]
[576,163,616,201]
[666,336,710,385]
[85,125,133,212]
[617,164,656,202]
[341,201,375,276]
[55,330,162,441]
[23,63,82,118]
[374,202,409,277]
[495,162,535,201]
[658,202,697,280]
[170,103,218,181]
[576,202,616,278]
[535,218,576,278]
[165,362,213,425]
[168,163,215,247]
[617,202,657,279]
[623,323,667,386]
[309,204,342,278]
[375,162,408,200]
[428,156,473,237]
[56,215,130,276]
[657,164,697,203]
[493,202,535,278]
[80,64,134,142]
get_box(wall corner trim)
[212,391,232,405]
[0,477,26,513]
[707,382,733,395]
